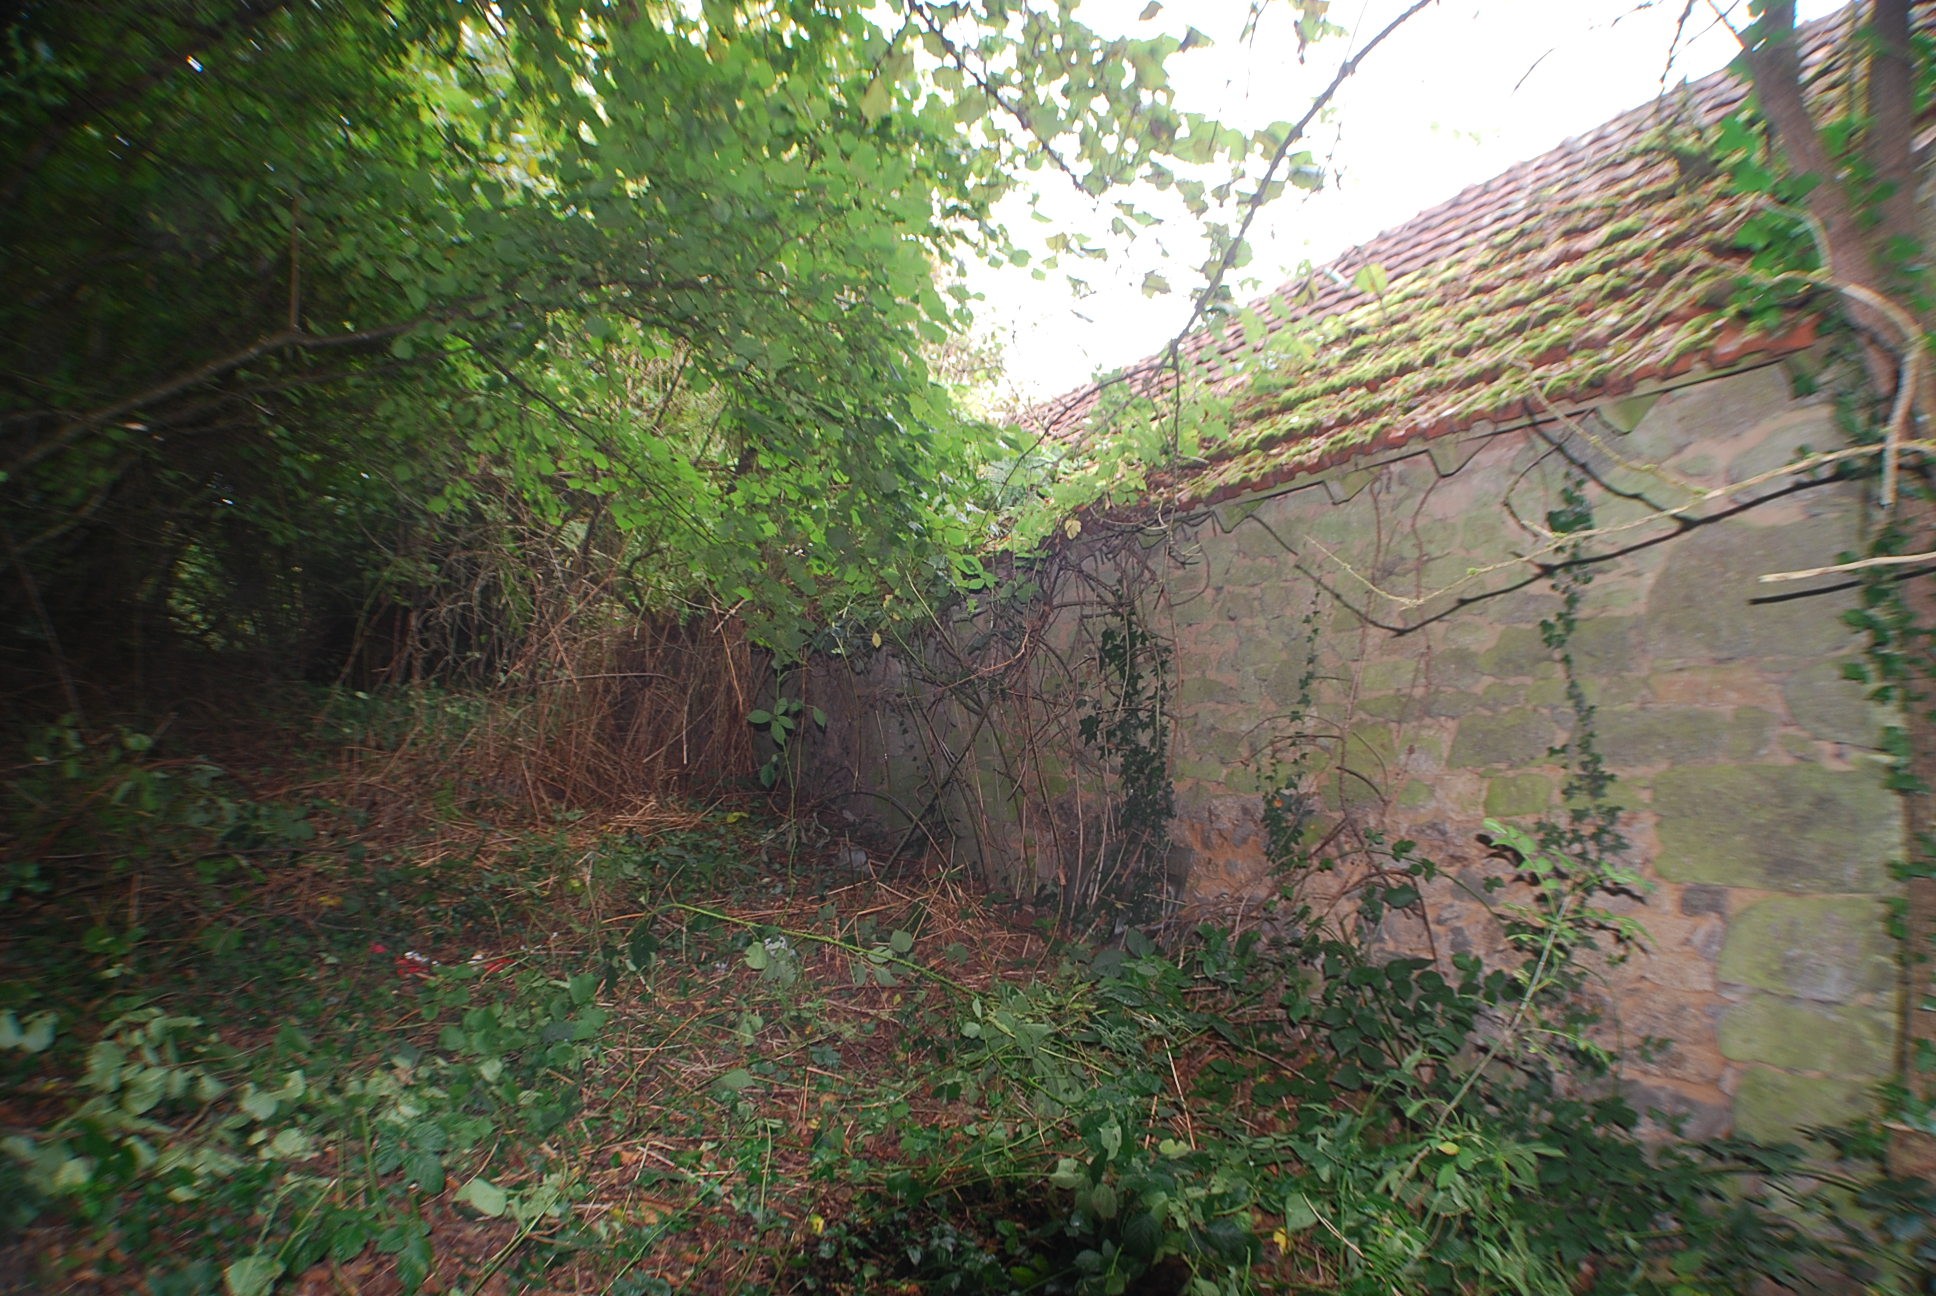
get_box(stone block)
[1620,377,1729,462]
[1357,693,1413,721]
[1644,514,1860,664]
[1566,617,1639,675]
[1679,885,1728,916]
[1342,724,1397,781]
[1224,765,1270,795]
[1484,773,1553,818]
[1611,995,1726,1083]
[1601,392,1662,434]
[1627,1076,1730,1140]
[1595,707,1775,769]
[1477,625,1551,678]
[1717,997,1894,1077]
[1732,1066,1875,1144]
[1426,648,1485,692]
[1173,756,1229,784]
[1649,665,1785,710]
[1217,589,1264,621]
[1447,709,1562,769]
[1431,434,1486,478]
[1424,689,1487,719]
[1783,657,1881,747]
[1396,779,1436,810]
[1725,406,1838,506]
[1653,764,1899,891]
[1359,658,1424,694]
[1176,675,1241,707]
[1718,895,1896,1002]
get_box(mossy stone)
[1594,707,1774,769]
[1447,709,1561,769]
[1718,896,1896,1002]
[1342,724,1397,780]
[1601,392,1661,434]
[1725,407,1838,505]
[1173,757,1229,784]
[1224,765,1269,794]
[1565,617,1638,675]
[1359,658,1423,693]
[1645,515,1860,665]
[1652,764,1898,891]
[1783,657,1881,747]
[1717,997,1893,1077]
[1425,690,1487,719]
[1430,647,1487,691]
[1477,625,1551,678]
[1357,693,1412,721]
[1396,779,1436,810]
[1732,1066,1875,1144]
[1484,773,1553,818]
[1176,676,1242,707]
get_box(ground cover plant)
[3,702,1929,1295]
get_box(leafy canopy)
[0,0,1332,666]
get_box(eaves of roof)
[1027,8,1876,512]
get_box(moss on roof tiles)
[1030,15,1877,510]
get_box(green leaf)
[888,929,914,954]
[456,1176,509,1218]
[3,1011,55,1053]
[744,943,769,970]
[223,1255,284,1296]
[239,1086,278,1122]
[1282,1192,1318,1231]
[122,1067,166,1115]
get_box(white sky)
[968,0,1845,402]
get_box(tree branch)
[2,322,417,481]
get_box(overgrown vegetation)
[5,705,1932,1294]
[8,1,1936,1291]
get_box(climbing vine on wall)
[1075,596,1175,929]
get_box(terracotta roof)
[1030,11,1868,510]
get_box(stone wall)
[807,357,1904,1142]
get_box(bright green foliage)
[0,0,1328,672]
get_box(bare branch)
[1759,548,1936,583]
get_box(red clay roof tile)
[1028,10,1882,510]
